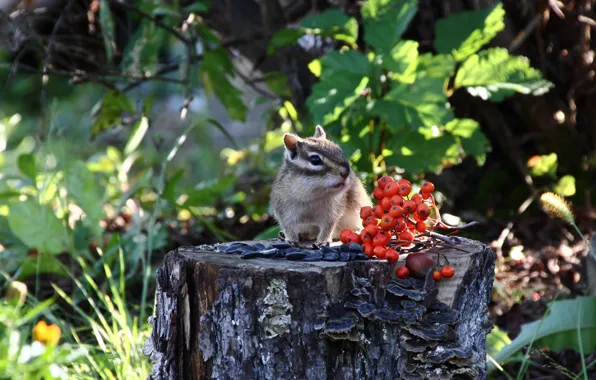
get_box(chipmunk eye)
[309,155,323,166]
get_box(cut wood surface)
[144,237,496,380]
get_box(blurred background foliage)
[0,0,595,378]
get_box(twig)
[107,0,189,43]
[509,14,541,52]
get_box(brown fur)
[270,126,372,243]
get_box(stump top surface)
[176,237,484,274]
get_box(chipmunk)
[270,125,372,246]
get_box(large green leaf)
[445,118,490,165]
[417,53,456,80]
[8,200,70,254]
[492,296,596,369]
[434,3,505,61]
[300,9,358,44]
[306,50,372,124]
[373,75,454,130]
[363,0,418,54]
[200,49,248,121]
[383,129,460,174]
[64,160,104,236]
[91,90,136,136]
[382,40,418,83]
[454,48,554,101]
[17,154,36,183]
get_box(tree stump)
[144,237,496,380]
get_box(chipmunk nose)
[340,162,350,178]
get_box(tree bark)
[144,237,497,380]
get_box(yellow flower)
[539,192,574,224]
[32,320,61,346]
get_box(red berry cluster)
[340,176,455,280]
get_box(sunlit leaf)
[435,3,505,61]
[527,153,558,177]
[124,116,149,155]
[454,48,554,102]
[8,200,69,254]
[554,175,576,196]
[306,50,372,124]
[383,40,418,83]
[91,90,136,136]
[300,9,359,44]
[363,0,418,54]
[486,326,512,358]
[445,118,490,165]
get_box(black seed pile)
[206,241,370,262]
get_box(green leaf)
[445,118,490,165]
[120,19,167,75]
[417,53,456,79]
[454,48,554,102]
[554,175,576,196]
[183,176,236,207]
[383,129,459,174]
[492,296,596,368]
[300,9,359,44]
[527,153,558,177]
[91,90,136,136]
[434,3,505,61]
[152,6,179,17]
[99,0,116,63]
[363,0,418,54]
[267,29,304,54]
[306,50,372,124]
[64,160,104,236]
[19,252,67,278]
[200,49,248,121]
[486,326,512,358]
[184,1,209,13]
[375,75,454,130]
[124,116,149,155]
[163,169,185,204]
[17,154,36,182]
[8,200,70,254]
[383,40,418,83]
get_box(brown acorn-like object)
[405,252,435,278]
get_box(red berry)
[362,216,378,227]
[396,266,409,279]
[411,193,423,205]
[421,181,435,194]
[400,229,414,243]
[416,204,430,219]
[389,205,404,218]
[390,195,404,206]
[372,205,384,218]
[397,179,411,197]
[433,270,442,281]
[340,229,352,244]
[381,197,392,211]
[373,187,385,200]
[377,175,393,188]
[384,182,400,197]
[403,200,417,214]
[360,206,373,220]
[349,232,361,244]
[360,230,373,243]
[440,265,455,278]
[379,215,396,230]
[385,249,399,263]
[363,243,374,257]
[364,224,379,237]
[374,246,386,259]
[421,192,431,200]
[415,221,427,233]
[394,217,407,232]
[372,234,387,247]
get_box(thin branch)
[107,0,189,43]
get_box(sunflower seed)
[286,251,308,260]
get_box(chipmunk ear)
[283,133,301,159]
[313,125,326,139]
